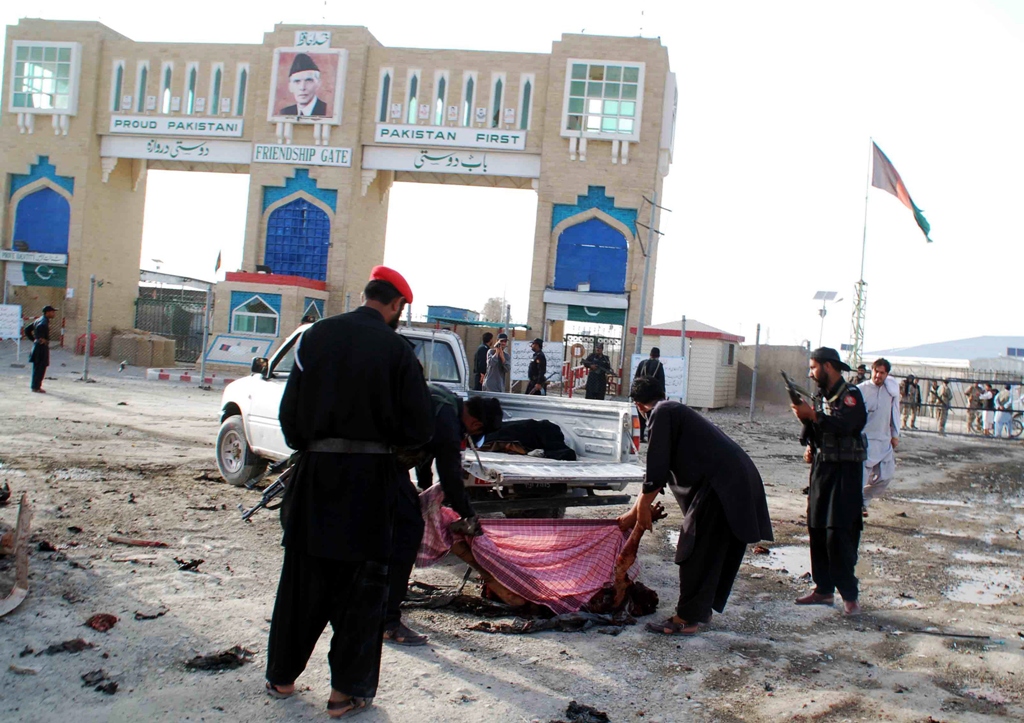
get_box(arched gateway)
[1,21,676,359]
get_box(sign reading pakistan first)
[375,124,527,151]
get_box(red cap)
[369,265,413,304]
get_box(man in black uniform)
[583,343,612,400]
[526,337,547,395]
[266,266,434,718]
[28,305,57,393]
[472,332,493,391]
[386,385,503,645]
[634,347,666,441]
[791,347,867,617]
[623,377,773,636]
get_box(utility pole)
[198,283,212,388]
[634,192,670,355]
[749,323,760,421]
[82,275,96,382]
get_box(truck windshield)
[410,338,460,383]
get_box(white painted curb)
[146,368,237,386]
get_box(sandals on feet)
[265,681,295,699]
[327,696,372,719]
[644,616,698,636]
[795,592,835,606]
[383,622,428,646]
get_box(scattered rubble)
[84,613,118,632]
[184,646,254,671]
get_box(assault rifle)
[239,456,296,522]
[781,371,816,448]
[780,371,814,406]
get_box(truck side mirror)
[251,357,269,377]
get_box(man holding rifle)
[789,348,867,617]
[265,266,433,719]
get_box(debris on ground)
[184,645,253,671]
[470,612,634,635]
[39,638,94,655]
[187,505,224,512]
[67,526,83,534]
[193,471,220,481]
[37,540,56,552]
[9,664,39,675]
[174,557,204,572]
[134,605,169,620]
[106,535,167,548]
[0,482,11,505]
[19,646,34,657]
[0,494,33,617]
[85,613,119,632]
[752,545,771,555]
[82,670,119,694]
[549,700,611,723]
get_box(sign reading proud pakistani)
[109,115,244,138]
[252,144,352,167]
[375,124,527,151]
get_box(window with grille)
[491,74,504,127]
[161,63,173,113]
[462,73,476,127]
[434,74,447,125]
[136,63,148,111]
[232,296,279,336]
[10,42,79,113]
[563,60,644,141]
[407,72,419,124]
[519,75,533,130]
[264,198,331,282]
[186,65,197,114]
[211,66,222,114]
[111,62,124,111]
[235,65,248,116]
[378,70,391,122]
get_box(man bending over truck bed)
[386,385,503,645]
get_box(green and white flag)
[5,262,68,287]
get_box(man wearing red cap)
[266,266,433,718]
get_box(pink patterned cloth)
[416,485,639,615]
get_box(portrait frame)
[266,47,348,125]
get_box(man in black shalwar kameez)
[791,347,867,617]
[622,377,773,636]
[265,266,434,718]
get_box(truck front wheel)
[216,415,267,486]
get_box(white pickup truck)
[215,324,642,515]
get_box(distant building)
[426,306,480,323]
[868,336,1024,378]
[631,319,743,408]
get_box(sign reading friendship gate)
[374,123,527,151]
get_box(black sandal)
[265,681,294,699]
[383,622,428,646]
[644,616,698,636]
[327,696,372,718]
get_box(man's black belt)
[306,438,395,454]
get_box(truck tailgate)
[466,453,643,487]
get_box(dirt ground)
[0,348,1022,722]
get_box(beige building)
[633,319,743,409]
[1,20,676,363]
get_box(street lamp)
[813,291,843,348]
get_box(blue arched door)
[553,217,627,294]
[13,187,71,254]
[264,198,331,281]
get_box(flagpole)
[848,138,873,367]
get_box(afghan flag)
[871,142,932,242]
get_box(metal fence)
[134,297,207,363]
[889,375,1023,439]
[562,333,625,396]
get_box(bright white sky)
[5,0,1023,352]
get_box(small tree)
[481,297,505,323]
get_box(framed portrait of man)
[267,47,348,124]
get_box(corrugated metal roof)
[870,335,1024,361]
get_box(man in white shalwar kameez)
[858,359,900,510]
